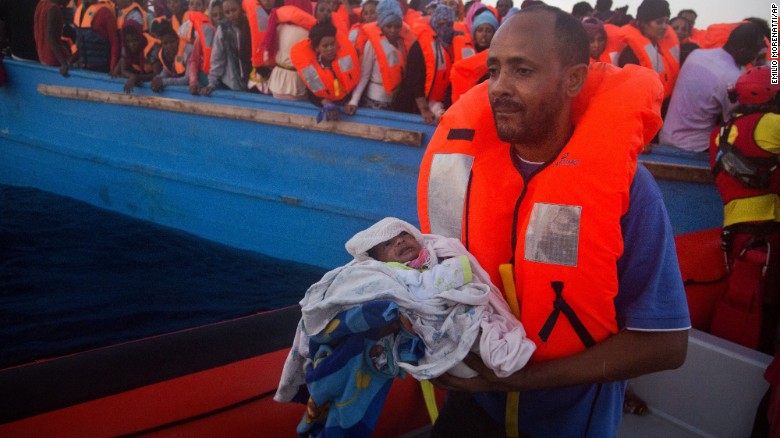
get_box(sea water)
[0,185,328,369]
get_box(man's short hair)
[518,5,589,67]
[676,8,697,18]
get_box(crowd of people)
[0,0,770,135]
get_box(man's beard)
[491,87,565,146]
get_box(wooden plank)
[640,160,715,184]
[38,85,423,147]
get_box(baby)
[298,217,535,380]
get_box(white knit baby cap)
[345,217,424,261]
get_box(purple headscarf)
[430,5,455,46]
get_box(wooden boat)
[0,60,771,436]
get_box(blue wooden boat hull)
[0,60,722,270]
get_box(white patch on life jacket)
[524,203,581,267]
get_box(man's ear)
[563,63,588,98]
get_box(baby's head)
[345,217,424,263]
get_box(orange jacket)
[362,22,414,94]
[418,63,663,361]
[290,31,360,100]
[450,48,487,103]
[180,11,215,73]
[413,25,472,101]
[117,2,147,31]
[158,34,188,76]
[621,24,679,98]
[243,0,271,67]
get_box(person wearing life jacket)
[581,16,610,64]
[152,0,187,35]
[676,8,704,44]
[178,2,216,73]
[660,23,766,153]
[73,0,120,72]
[261,0,317,100]
[617,0,679,102]
[417,7,689,437]
[150,22,203,92]
[345,0,413,113]
[200,0,252,94]
[242,0,276,84]
[669,16,699,66]
[346,0,377,56]
[291,20,359,120]
[394,5,471,124]
[116,0,148,31]
[708,66,780,353]
[117,20,162,92]
[449,5,496,103]
[34,0,73,78]
[327,0,358,35]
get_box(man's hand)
[431,354,509,392]
[58,63,70,78]
[123,74,138,93]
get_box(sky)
[479,0,768,28]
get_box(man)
[495,0,512,22]
[417,5,690,436]
[659,23,766,152]
[73,0,120,72]
[34,0,72,77]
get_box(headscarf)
[260,0,313,64]
[376,0,403,27]
[345,217,424,262]
[581,16,606,40]
[470,9,498,41]
[635,0,670,23]
[430,5,455,46]
[464,2,485,33]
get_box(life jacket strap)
[538,281,596,349]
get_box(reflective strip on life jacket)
[243,0,270,66]
[290,31,360,99]
[427,153,474,239]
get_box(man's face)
[370,232,422,263]
[316,2,332,23]
[441,0,459,16]
[639,16,668,43]
[167,0,184,14]
[670,18,689,41]
[679,11,696,27]
[161,34,180,54]
[124,32,143,54]
[589,32,606,59]
[188,0,205,11]
[496,0,512,18]
[361,2,377,23]
[487,13,568,147]
[223,0,242,24]
[210,5,224,22]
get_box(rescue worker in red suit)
[708,65,780,354]
[417,6,690,436]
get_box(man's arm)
[434,328,687,392]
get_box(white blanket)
[275,233,535,403]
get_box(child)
[200,0,252,94]
[150,23,204,94]
[290,21,360,121]
[276,218,535,435]
[117,21,161,93]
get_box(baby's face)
[371,231,422,263]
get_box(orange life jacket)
[414,25,472,101]
[450,48,487,103]
[331,4,352,35]
[403,8,421,27]
[699,22,740,49]
[290,31,360,100]
[243,0,271,67]
[117,2,148,31]
[621,23,679,98]
[362,22,414,95]
[75,2,113,28]
[710,113,780,227]
[276,5,317,30]
[158,34,189,76]
[418,63,663,362]
[179,11,215,73]
[602,23,624,64]
[348,22,368,56]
